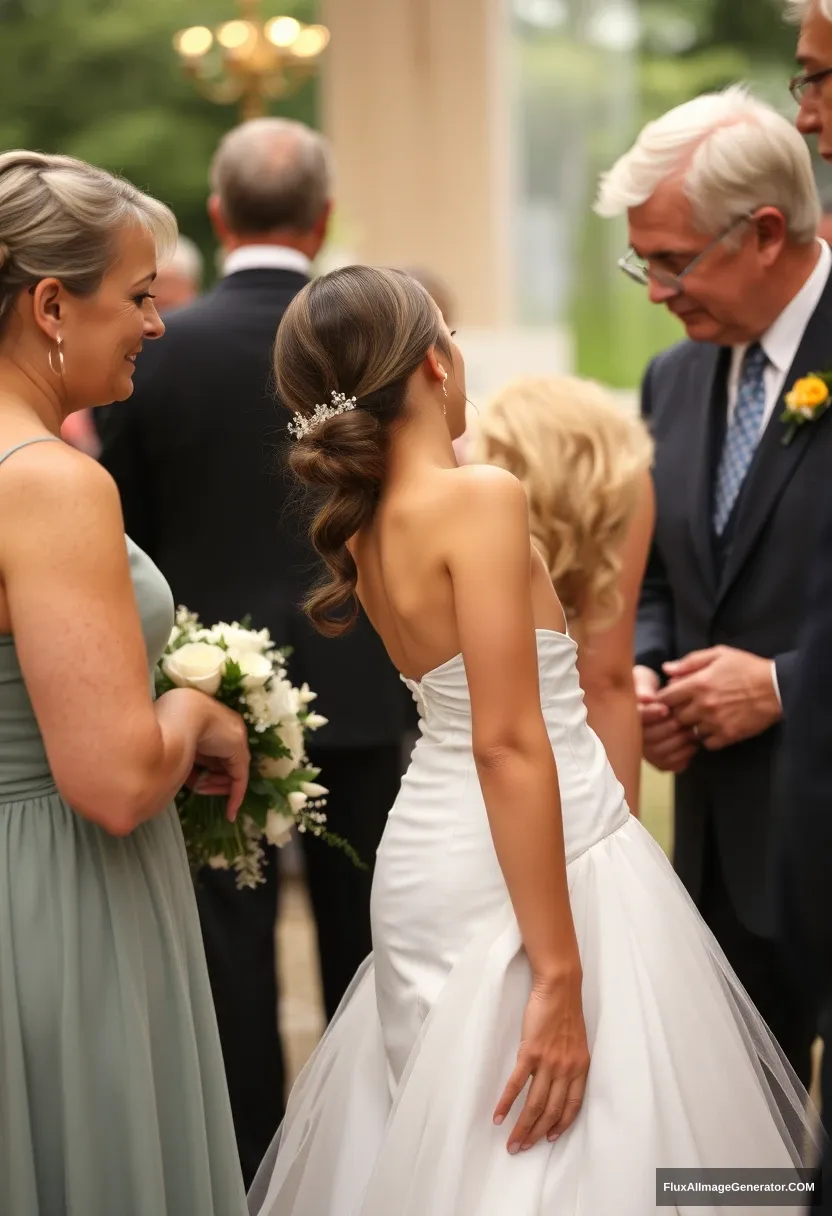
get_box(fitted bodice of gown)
[404,627,628,861]
[371,628,629,1081]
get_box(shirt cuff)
[771,659,783,710]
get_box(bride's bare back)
[349,461,567,683]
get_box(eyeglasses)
[789,66,832,104]
[618,215,752,296]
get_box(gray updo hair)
[0,150,178,335]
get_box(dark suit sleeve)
[773,650,799,715]
[778,499,832,978]
[634,359,675,676]
[98,378,158,554]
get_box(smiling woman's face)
[50,223,166,408]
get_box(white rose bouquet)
[156,607,364,888]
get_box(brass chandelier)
[173,0,330,120]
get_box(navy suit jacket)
[637,272,832,938]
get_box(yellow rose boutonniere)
[781,373,832,446]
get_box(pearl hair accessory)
[288,390,358,440]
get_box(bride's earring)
[48,335,65,379]
[442,372,448,416]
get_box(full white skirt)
[248,817,816,1216]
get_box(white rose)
[267,678,296,723]
[260,718,305,779]
[204,623,272,654]
[287,790,308,814]
[299,781,328,799]
[229,649,272,690]
[264,809,293,848]
[304,712,329,731]
[162,642,227,696]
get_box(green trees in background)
[0,0,318,273]
[639,0,799,115]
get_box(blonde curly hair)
[473,376,653,633]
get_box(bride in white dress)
[250,266,817,1216]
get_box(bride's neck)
[385,398,458,484]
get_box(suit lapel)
[715,273,832,608]
[687,345,729,599]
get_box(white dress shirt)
[222,245,312,278]
[723,238,831,709]
[726,239,832,432]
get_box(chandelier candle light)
[173,0,330,120]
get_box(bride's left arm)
[577,471,655,818]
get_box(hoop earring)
[48,335,64,379]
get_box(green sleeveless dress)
[0,439,248,1215]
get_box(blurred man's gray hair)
[168,235,204,288]
[210,117,333,235]
[595,86,820,244]
[787,0,832,22]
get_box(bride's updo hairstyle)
[0,150,176,338]
[274,265,451,637]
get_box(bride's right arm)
[0,443,248,835]
[443,465,589,1153]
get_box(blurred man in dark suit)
[781,2,832,1207]
[98,118,409,1187]
[785,0,832,993]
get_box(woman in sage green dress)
[0,150,250,1215]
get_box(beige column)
[319,0,512,326]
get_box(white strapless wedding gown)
[249,630,816,1216]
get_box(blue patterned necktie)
[712,342,768,537]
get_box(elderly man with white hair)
[597,86,832,1086]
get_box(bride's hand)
[494,969,590,1154]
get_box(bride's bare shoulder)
[435,465,530,552]
[440,463,526,507]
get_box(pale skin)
[795,0,832,164]
[0,224,249,834]
[628,180,815,768]
[347,324,590,1154]
[576,471,654,815]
